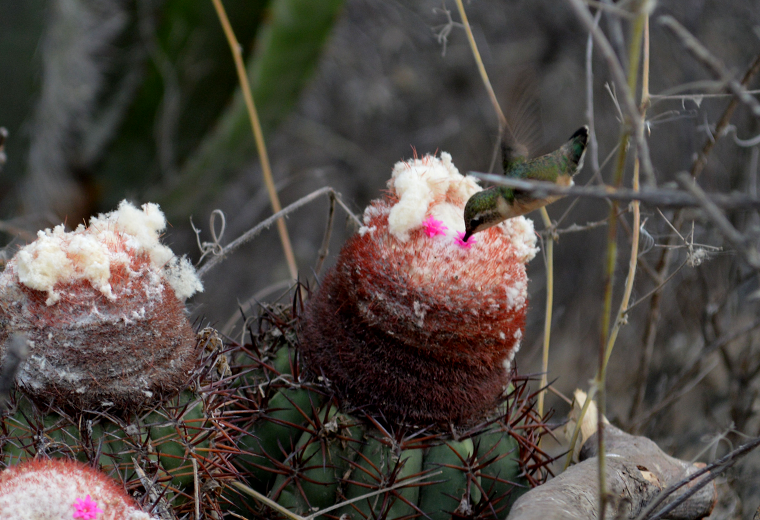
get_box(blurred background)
[1,0,760,517]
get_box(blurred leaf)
[95,0,267,211]
[158,0,345,218]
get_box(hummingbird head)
[463,188,505,242]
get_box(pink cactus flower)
[73,495,103,519]
[422,216,448,237]
[454,231,476,249]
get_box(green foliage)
[159,0,346,216]
[61,0,345,215]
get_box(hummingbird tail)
[566,126,589,174]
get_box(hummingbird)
[462,126,589,242]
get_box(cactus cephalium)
[0,201,203,410]
[0,201,240,518]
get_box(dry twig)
[468,172,760,211]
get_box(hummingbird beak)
[462,230,472,243]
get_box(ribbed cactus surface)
[228,304,549,519]
[0,328,241,519]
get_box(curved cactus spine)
[419,439,481,519]
[270,404,364,513]
[339,432,424,519]
[0,328,242,518]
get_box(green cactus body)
[236,385,535,519]
[270,405,364,514]
[476,428,528,511]
[339,434,423,519]
[231,308,547,519]
[143,390,210,489]
[236,382,322,488]
[1,390,209,492]
[239,399,531,518]
[419,439,480,520]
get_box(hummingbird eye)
[469,217,484,229]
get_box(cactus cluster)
[1,328,242,518]
[1,149,550,520]
[0,202,240,519]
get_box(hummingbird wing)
[500,72,543,176]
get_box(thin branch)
[469,171,760,210]
[585,11,603,179]
[196,187,360,279]
[624,259,688,314]
[314,192,337,277]
[659,16,760,118]
[692,55,760,178]
[635,436,760,520]
[675,172,760,270]
[630,359,718,430]
[564,0,656,185]
[543,218,610,236]
[650,88,760,101]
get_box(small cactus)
[0,200,203,410]
[0,458,157,520]
[0,202,240,518]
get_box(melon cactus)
[0,201,240,518]
[230,152,548,519]
[0,458,159,520]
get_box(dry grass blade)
[210,0,298,281]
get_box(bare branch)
[659,16,760,119]
[636,435,760,520]
[675,172,760,270]
[196,187,361,279]
[564,0,656,185]
[469,171,760,211]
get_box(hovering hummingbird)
[462,126,589,242]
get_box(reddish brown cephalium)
[302,156,535,426]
